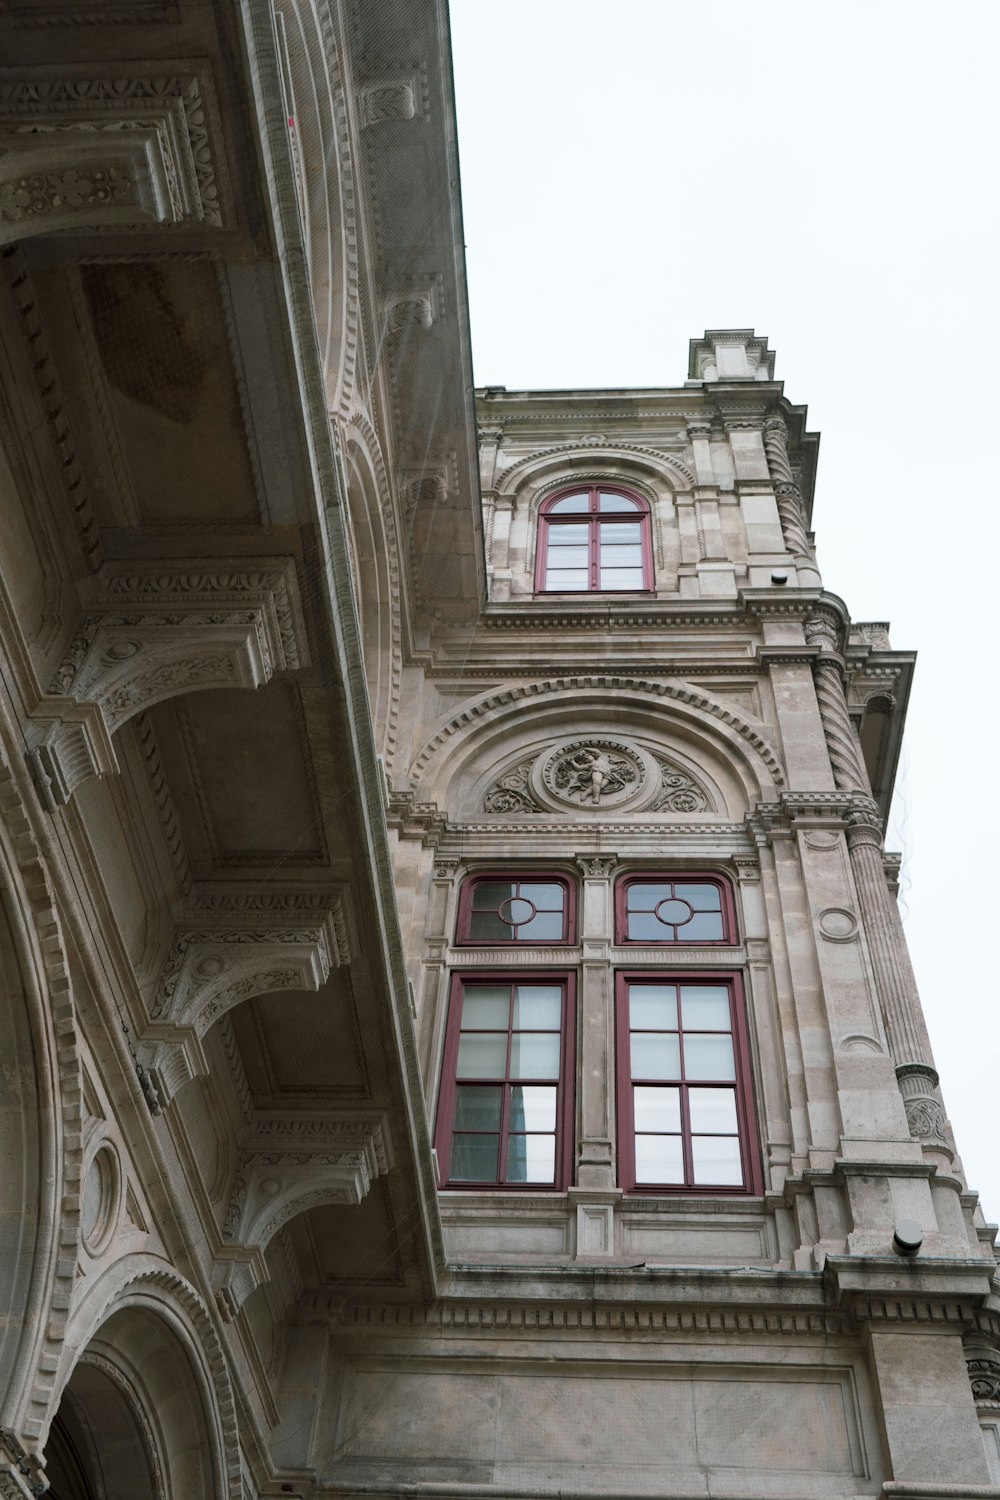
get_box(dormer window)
[537,486,653,594]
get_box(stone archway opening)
[46,1357,158,1500]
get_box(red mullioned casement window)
[435,973,576,1190]
[615,972,762,1195]
[456,873,576,946]
[615,874,738,946]
[536,485,654,594]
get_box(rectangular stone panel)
[328,1357,869,1494]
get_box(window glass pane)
[675,882,722,911]
[510,1085,557,1131]
[472,881,513,909]
[597,493,640,511]
[633,1085,681,1132]
[517,910,564,941]
[679,986,732,1030]
[456,1033,507,1078]
[450,1133,499,1181]
[627,912,666,942]
[519,883,565,909]
[635,1134,684,1183]
[501,897,535,925]
[687,1087,738,1134]
[510,1032,561,1079]
[468,910,511,941]
[461,987,510,1028]
[628,985,678,1029]
[599,520,642,541]
[691,1135,743,1186]
[680,911,725,941]
[453,1086,503,1131]
[628,882,672,911]
[506,1134,556,1182]
[546,545,589,568]
[546,523,589,543]
[549,494,589,513]
[598,544,643,566]
[657,897,693,925]
[683,1034,736,1081]
[630,1032,681,1080]
[599,568,645,589]
[513,985,562,1029]
[545,569,589,591]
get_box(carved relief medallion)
[539,738,646,810]
[482,739,712,817]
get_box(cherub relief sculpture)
[553,745,635,804]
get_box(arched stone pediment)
[408,676,784,822]
[495,443,695,499]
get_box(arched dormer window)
[536,485,653,594]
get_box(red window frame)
[456,872,576,946]
[615,971,762,1196]
[536,484,654,594]
[615,873,738,946]
[435,972,576,1191]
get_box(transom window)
[617,875,736,944]
[537,485,653,594]
[457,874,574,945]
[436,976,575,1189]
[616,973,760,1195]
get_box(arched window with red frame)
[537,485,653,594]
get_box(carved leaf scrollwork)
[483,757,541,814]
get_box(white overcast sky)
[450,0,1000,1224]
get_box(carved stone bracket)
[968,1357,1000,1408]
[27,560,307,809]
[142,894,349,1108]
[575,855,618,879]
[0,70,227,243]
[212,1112,392,1318]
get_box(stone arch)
[340,415,404,768]
[0,749,83,1455]
[274,0,362,414]
[409,676,785,817]
[496,443,695,499]
[56,1258,243,1500]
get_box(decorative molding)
[144,895,350,1104]
[651,757,709,813]
[0,2,178,24]
[213,1114,391,1316]
[576,855,618,879]
[817,907,859,943]
[0,70,227,238]
[496,442,695,496]
[411,676,785,791]
[0,749,83,1449]
[968,1357,1000,1407]
[27,560,308,808]
[360,67,429,127]
[483,756,541,814]
[1,244,103,576]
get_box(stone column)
[761,416,820,583]
[803,615,951,1158]
[803,613,869,793]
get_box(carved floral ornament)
[483,737,711,816]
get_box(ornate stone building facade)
[0,2,997,1498]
